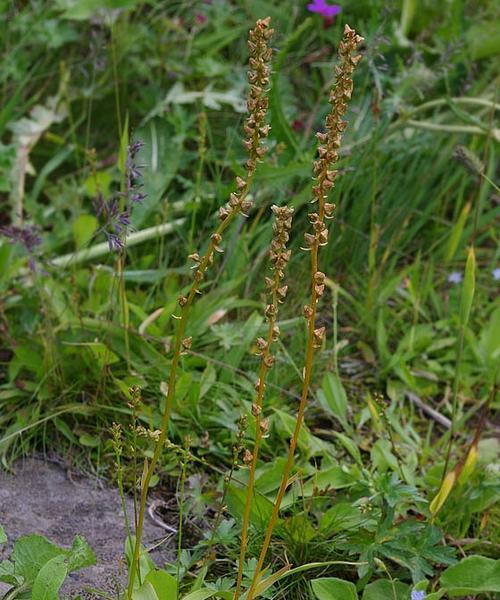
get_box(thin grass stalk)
[234,205,294,600]
[176,440,191,597]
[245,25,363,600]
[126,18,274,597]
[203,414,247,563]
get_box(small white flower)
[447,271,463,284]
[493,268,500,281]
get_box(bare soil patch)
[0,457,173,598]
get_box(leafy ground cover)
[0,1,499,599]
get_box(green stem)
[234,282,279,600]
[246,224,321,600]
[176,451,189,597]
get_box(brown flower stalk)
[126,17,274,597]
[234,205,294,600]
[245,25,363,600]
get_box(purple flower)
[411,591,426,600]
[307,0,341,19]
[124,139,147,207]
[493,268,500,281]
[447,271,463,284]
[93,195,131,251]
[0,224,42,253]
[0,224,42,271]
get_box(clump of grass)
[126,17,275,596]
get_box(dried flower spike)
[246,25,363,600]
[234,204,293,600]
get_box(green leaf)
[444,202,470,261]
[319,502,364,535]
[66,535,96,572]
[0,525,6,544]
[361,579,409,600]
[302,465,354,496]
[317,372,348,428]
[32,555,68,600]
[59,0,144,21]
[440,555,500,596]
[125,536,156,588]
[72,214,98,249]
[466,21,500,58]
[134,570,177,600]
[181,590,232,600]
[0,559,21,586]
[12,535,64,585]
[226,484,274,531]
[78,433,100,448]
[459,246,475,326]
[311,577,358,600]
[371,439,399,472]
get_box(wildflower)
[93,194,131,251]
[0,223,42,272]
[493,268,500,281]
[447,271,463,284]
[125,139,147,204]
[411,591,426,600]
[307,0,341,20]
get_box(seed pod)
[263,354,275,368]
[243,449,253,465]
[251,403,262,417]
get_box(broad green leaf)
[302,465,354,496]
[361,579,409,600]
[140,570,177,600]
[66,535,96,572]
[311,577,358,600]
[134,582,161,600]
[317,372,348,428]
[459,246,475,326]
[79,434,100,448]
[12,535,64,584]
[32,555,68,600]
[72,214,98,249]
[440,555,500,596]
